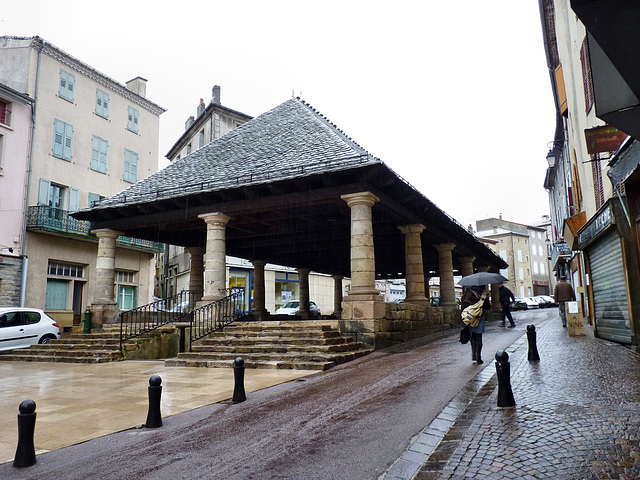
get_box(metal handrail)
[119,290,203,351]
[187,291,242,351]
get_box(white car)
[523,297,540,309]
[0,308,61,352]
[275,301,321,319]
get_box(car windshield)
[283,301,299,308]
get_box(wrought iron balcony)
[26,205,164,252]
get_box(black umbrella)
[458,272,508,286]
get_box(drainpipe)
[19,39,43,307]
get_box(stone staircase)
[0,325,130,364]
[165,321,373,370]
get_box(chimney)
[212,85,221,104]
[467,224,473,233]
[197,98,205,117]
[126,76,147,98]
[499,213,503,220]
[185,116,195,131]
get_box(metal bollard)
[495,350,516,408]
[232,357,247,404]
[526,325,540,361]
[14,399,37,468]
[145,375,162,428]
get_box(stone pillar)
[460,256,475,278]
[341,192,380,297]
[251,260,269,320]
[91,228,122,326]
[93,228,121,306]
[398,224,428,304]
[198,212,230,302]
[187,247,204,303]
[297,268,312,319]
[339,192,384,347]
[332,275,344,317]
[435,243,456,307]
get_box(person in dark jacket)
[498,283,516,328]
[460,285,491,364]
[554,275,576,327]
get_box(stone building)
[0,36,165,329]
[74,97,506,347]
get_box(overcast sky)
[2,0,555,229]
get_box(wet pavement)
[384,313,640,480]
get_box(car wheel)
[39,334,56,345]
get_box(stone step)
[200,336,349,346]
[51,338,121,346]
[0,352,115,363]
[191,342,365,355]
[26,345,121,358]
[164,357,335,371]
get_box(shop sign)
[584,126,628,155]
[579,204,613,247]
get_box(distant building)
[475,216,552,298]
[0,36,165,328]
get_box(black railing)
[187,291,242,351]
[119,290,203,351]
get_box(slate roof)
[90,97,381,211]
[75,97,508,276]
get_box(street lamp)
[546,150,556,168]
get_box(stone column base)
[341,294,385,320]
[89,303,120,327]
[249,309,270,321]
[338,318,383,348]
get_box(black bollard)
[14,399,37,468]
[232,357,247,404]
[495,350,516,408]
[145,375,163,428]
[526,324,540,361]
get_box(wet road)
[2,309,553,480]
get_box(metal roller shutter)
[589,232,632,344]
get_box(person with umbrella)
[459,272,506,364]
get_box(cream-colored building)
[0,36,165,328]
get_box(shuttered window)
[91,135,108,173]
[123,149,138,183]
[96,89,109,118]
[580,37,595,114]
[53,119,73,161]
[58,70,75,102]
[127,106,139,133]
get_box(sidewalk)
[0,361,314,465]
[384,316,640,479]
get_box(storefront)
[275,271,299,311]
[579,199,634,345]
[229,268,252,315]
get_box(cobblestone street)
[416,316,640,479]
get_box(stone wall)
[0,258,22,306]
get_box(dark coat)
[554,280,576,302]
[499,285,515,307]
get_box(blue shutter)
[53,119,64,158]
[45,279,68,309]
[127,107,139,133]
[38,179,51,205]
[63,123,73,161]
[91,136,108,173]
[124,149,138,183]
[88,192,101,207]
[69,188,80,212]
[96,90,109,118]
[59,70,75,102]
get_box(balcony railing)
[26,205,163,252]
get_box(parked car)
[512,298,528,311]
[523,297,540,309]
[275,301,321,319]
[535,295,557,307]
[0,308,60,352]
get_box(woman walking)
[460,285,491,364]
